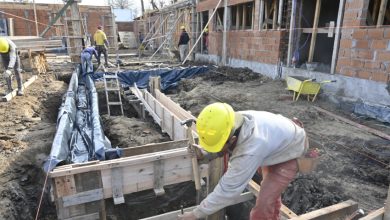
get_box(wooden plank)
[302,28,330,34]
[100,157,209,199]
[277,0,284,29]
[155,90,195,121]
[50,148,189,177]
[287,0,296,66]
[308,0,321,62]
[121,140,188,157]
[259,0,264,30]
[130,86,161,125]
[331,0,346,74]
[242,3,247,30]
[360,207,384,220]
[290,200,358,220]
[236,4,240,29]
[313,106,390,140]
[111,167,125,204]
[64,212,100,220]
[62,189,104,207]
[377,0,389,27]
[140,192,254,220]
[153,160,165,196]
[54,175,77,219]
[272,0,278,29]
[385,185,390,219]
[2,75,38,102]
[247,180,298,218]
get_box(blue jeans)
[81,52,93,76]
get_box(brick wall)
[197,0,253,12]
[0,3,112,38]
[117,22,133,32]
[209,30,285,64]
[336,0,390,83]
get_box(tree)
[107,0,132,9]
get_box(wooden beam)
[2,75,38,102]
[208,157,225,220]
[62,189,104,207]
[287,0,296,66]
[385,185,390,219]
[130,86,162,125]
[247,180,298,218]
[308,0,321,63]
[273,0,278,29]
[377,0,389,27]
[360,207,384,220]
[373,0,381,24]
[242,3,247,30]
[278,0,284,29]
[139,192,254,220]
[63,212,100,220]
[302,28,331,34]
[289,200,358,220]
[111,167,125,204]
[236,5,240,30]
[121,140,188,157]
[259,0,264,30]
[331,0,346,74]
[50,148,189,177]
[313,106,390,140]
[153,160,165,196]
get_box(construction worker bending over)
[178,103,307,220]
[81,46,98,76]
[93,25,109,67]
[178,26,190,62]
[0,37,23,96]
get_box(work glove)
[177,211,197,220]
[4,69,12,78]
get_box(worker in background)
[178,103,308,220]
[80,45,98,77]
[0,37,23,96]
[203,27,209,54]
[178,26,190,62]
[93,25,109,67]
[138,31,144,45]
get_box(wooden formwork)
[50,141,209,220]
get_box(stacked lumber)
[20,51,48,74]
[9,36,63,52]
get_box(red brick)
[371,40,388,49]
[356,70,372,80]
[340,39,352,48]
[357,50,373,59]
[371,72,389,82]
[338,58,351,66]
[376,51,390,61]
[353,40,369,49]
[367,29,384,39]
[341,68,357,77]
[385,29,390,38]
[351,60,364,68]
[364,61,381,69]
[352,29,367,40]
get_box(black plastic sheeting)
[43,67,114,172]
[91,66,209,91]
[354,100,390,123]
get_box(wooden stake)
[377,0,389,27]
[287,0,296,66]
[273,0,278,29]
[259,0,264,30]
[236,5,240,30]
[331,0,346,74]
[308,0,321,63]
[243,3,247,30]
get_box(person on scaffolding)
[0,37,23,96]
[80,45,98,77]
[178,25,190,62]
[178,103,308,220]
[93,25,109,68]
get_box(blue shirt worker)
[0,37,23,96]
[81,46,98,76]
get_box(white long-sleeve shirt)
[193,111,307,218]
[1,38,17,69]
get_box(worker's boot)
[17,89,23,96]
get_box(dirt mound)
[0,74,67,219]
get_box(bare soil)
[0,57,388,219]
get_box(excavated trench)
[0,64,388,220]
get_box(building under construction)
[0,0,389,220]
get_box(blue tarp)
[91,66,209,91]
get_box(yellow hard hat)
[180,26,185,30]
[196,103,235,153]
[0,38,9,53]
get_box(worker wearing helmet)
[93,25,109,67]
[178,103,307,220]
[178,25,190,62]
[0,37,23,96]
